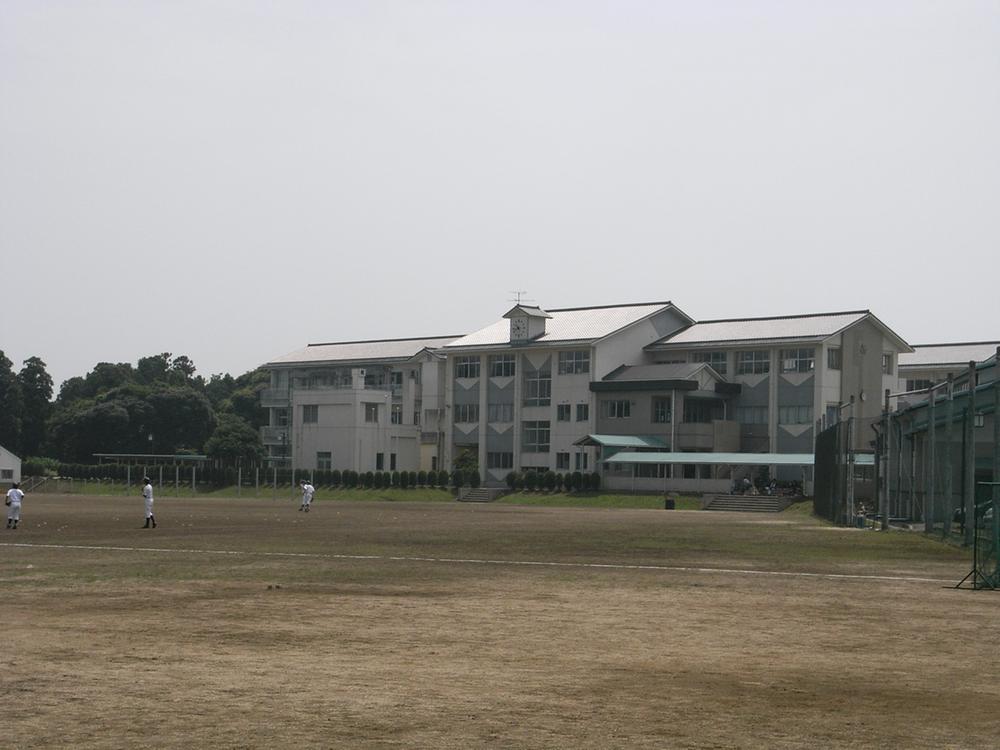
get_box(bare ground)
[1,494,997,749]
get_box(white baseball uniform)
[143,482,154,518]
[6,487,24,524]
[300,482,315,510]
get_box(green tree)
[0,351,24,451]
[17,357,53,456]
[136,353,172,384]
[204,414,264,464]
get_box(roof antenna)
[509,290,533,305]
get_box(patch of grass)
[496,492,702,510]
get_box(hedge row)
[505,471,601,492]
[28,463,482,490]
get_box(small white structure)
[0,445,21,484]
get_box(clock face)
[511,318,527,339]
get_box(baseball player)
[6,483,24,530]
[142,476,157,528]
[299,479,315,512]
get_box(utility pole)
[882,389,891,531]
[943,374,954,540]
[964,361,977,546]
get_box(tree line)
[0,351,267,465]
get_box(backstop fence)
[815,356,1000,564]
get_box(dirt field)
[2,494,998,749]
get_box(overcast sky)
[2,1,998,391]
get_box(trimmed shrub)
[408,471,417,487]
[331,469,341,486]
[525,471,538,491]
[543,471,556,491]
[570,471,583,491]
[400,470,410,489]
[451,470,463,489]
[417,470,427,487]
[467,470,480,488]
[589,472,601,491]
[505,471,517,490]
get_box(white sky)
[2,1,998,390]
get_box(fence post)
[943,375,955,539]
[964,361,977,546]
[881,390,891,531]
[926,388,936,534]
[192,465,196,495]
[238,467,242,497]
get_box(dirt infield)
[2,495,998,749]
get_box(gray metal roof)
[574,434,670,448]
[651,311,873,347]
[604,363,713,382]
[266,336,459,367]
[899,342,1000,369]
[603,451,814,466]
[445,302,682,349]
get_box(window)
[0,469,11,480]
[390,453,397,470]
[487,452,514,470]
[827,348,842,370]
[735,406,768,425]
[825,405,839,426]
[391,403,403,424]
[636,464,669,478]
[275,408,290,427]
[489,354,516,377]
[302,405,319,424]
[737,350,770,375]
[601,400,631,418]
[576,403,590,421]
[487,403,513,423]
[558,351,590,375]
[556,452,570,470]
[376,453,384,470]
[906,379,934,392]
[364,403,379,423]
[557,404,571,421]
[410,368,421,384]
[652,396,672,423]
[882,353,893,374]
[778,405,813,424]
[780,348,815,373]
[522,421,551,452]
[692,351,727,375]
[390,371,403,387]
[683,399,723,424]
[523,369,552,406]
[413,400,421,426]
[316,451,332,470]
[575,452,589,471]
[454,403,479,423]
[455,356,480,379]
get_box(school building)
[259,300,988,492]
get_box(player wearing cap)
[299,479,315,512]
[6,483,24,530]
[142,477,157,528]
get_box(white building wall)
[1,445,22,484]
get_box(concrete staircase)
[702,494,792,513]
[456,487,505,503]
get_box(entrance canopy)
[602,451,814,466]
[574,434,668,449]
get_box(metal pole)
[238,467,242,497]
[192,465,196,495]
[159,464,163,489]
[175,464,179,496]
[272,466,277,500]
[926,387,936,534]
[964,361,977,546]
[943,375,955,540]
[846,396,856,526]
[256,466,260,496]
[881,389,890,531]
[908,431,915,521]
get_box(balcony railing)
[260,388,290,407]
[261,426,291,445]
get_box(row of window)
[303,400,813,427]
[687,348,894,375]
[457,402,590,424]
[485,451,589,470]
[303,403,421,425]
[454,351,591,379]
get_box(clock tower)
[504,304,551,344]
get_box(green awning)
[602,451,814,466]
